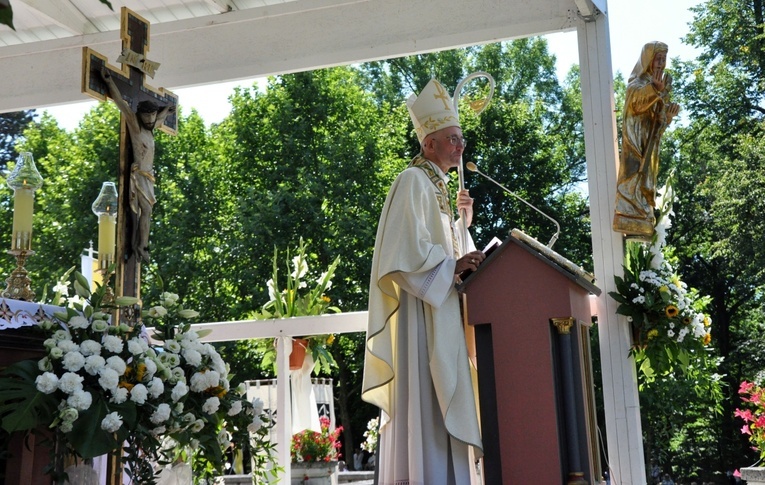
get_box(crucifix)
[81,9,177,483]
[82,7,178,303]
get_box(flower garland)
[609,179,713,381]
[0,272,277,484]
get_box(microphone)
[465,161,560,248]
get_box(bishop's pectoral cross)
[82,7,178,304]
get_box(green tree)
[655,0,765,473]
[0,110,35,170]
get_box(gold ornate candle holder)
[3,249,36,301]
[4,152,43,301]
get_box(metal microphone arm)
[465,162,560,248]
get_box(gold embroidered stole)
[409,155,460,258]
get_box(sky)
[43,0,703,131]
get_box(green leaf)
[0,360,58,433]
[73,280,91,299]
[0,3,14,31]
[67,397,137,459]
[114,296,140,307]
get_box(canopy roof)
[0,0,603,113]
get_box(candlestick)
[7,152,43,252]
[3,153,43,301]
[92,182,119,271]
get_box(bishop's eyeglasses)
[443,135,467,147]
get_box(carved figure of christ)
[82,7,177,300]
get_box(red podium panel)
[460,231,600,485]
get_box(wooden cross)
[81,7,178,304]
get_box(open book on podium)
[458,229,602,485]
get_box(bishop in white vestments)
[362,79,485,485]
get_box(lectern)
[460,230,601,485]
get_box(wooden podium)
[0,327,52,485]
[460,230,602,485]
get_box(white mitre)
[406,78,460,143]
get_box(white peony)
[202,396,220,414]
[58,372,84,394]
[102,335,123,353]
[111,387,129,404]
[62,351,85,372]
[130,383,148,404]
[79,339,102,356]
[35,372,59,394]
[68,315,90,330]
[67,390,93,411]
[84,355,106,375]
[101,412,123,433]
[227,400,243,416]
[150,403,172,424]
[98,368,120,391]
[105,356,127,375]
[171,381,189,402]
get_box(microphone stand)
[466,162,560,248]
[452,72,495,255]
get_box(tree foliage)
[0,110,35,170]
[638,0,765,477]
[10,41,592,469]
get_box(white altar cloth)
[0,298,61,331]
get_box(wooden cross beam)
[81,7,178,302]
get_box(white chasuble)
[362,158,482,485]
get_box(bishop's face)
[423,126,465,173]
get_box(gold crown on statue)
[407,78,460,143]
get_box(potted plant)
[251,238,341,374]
[735,381,765,483]
[290,415,343,484]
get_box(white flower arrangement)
[0,272,278,484]
[609,177,713,381]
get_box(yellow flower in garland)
[665,305,679,318]
[647,329,659,340]
[704,333,712,345]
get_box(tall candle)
[12,187,34,250]
[98,213,117,267]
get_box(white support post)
[275,336,292,482]
[577,7,647,485]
